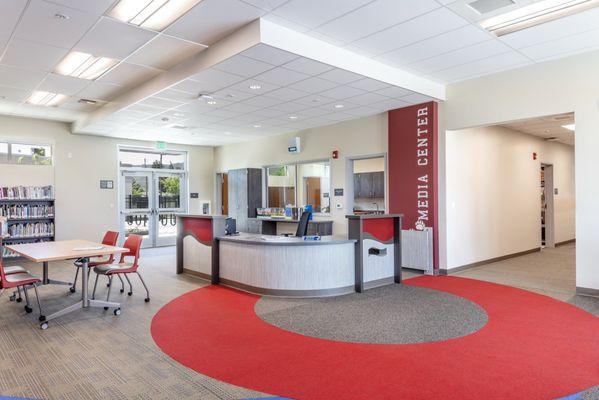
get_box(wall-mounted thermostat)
[288,136,301,154]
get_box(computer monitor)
[225,218,237,235]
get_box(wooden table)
[6,240,127,329]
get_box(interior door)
[121,171,153,248]
[305,177,322,212]
[154,173,185,247]
[222,173,229,215]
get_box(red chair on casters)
[91,234,150,306]
[70,231,119,294]
[0,261,45,321]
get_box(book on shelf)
[7,221,54,238]
[0,185,53,200]
[0,203,54,219]
[0,216,7,237]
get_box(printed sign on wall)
[388,101,438,270]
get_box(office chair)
[0,260,45,321]
[295,211,311,237]
[70,231,119,294]
[92,234,150,306]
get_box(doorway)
[541,163,555,248]
[215,173,229,215]
[120,171,186,247]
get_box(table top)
[218,233,355,246]
[5,239,128,263]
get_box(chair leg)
[104,275,113,310]
[136,272,150,302]
[17,286,23,302]
[117,274,125,293]
[71,266,80,293]
[32,283,45,321]
[22,285,33,313]
[92,273,99,300]
[124,274,133,296]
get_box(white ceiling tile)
[253,67,309,86]
[288,76,337,93]
[211,88,256,102]
[172,78,219,94]
[0,85,32,102]
[241,44,299,65]
[220,102,261,113]
[138,96,184,109]
[294,94,331,106]
[240,0,289,11]
[352,7,469,55]
[76,81,121,101]
[14,0,98,48]
[263,87,309,101]
[214,55,274,77]
[345,105,381,116]
[126,103,163,115]
[188,68,246,89]
[37,73,88,95]
[399,92,434,104]
[239,95,280,108]
[98,62,162,86]
[127,35,206,70]
[370,97,412,110]
[410,40,513,74]
[0,0,28,53]
[380,25,493,66]
[48,0,116,15]
[317,68,363,84]
[250,107,286,118]
[226,79,280,94]
[347,78,390,92]
[315,0,440,44]
[294,107,332,118]
[0,65,47,89]
[1,38,68,72]
[346,92,390,105]
[155,88,197,102]
[269,101,310,113]
[271,0,372,29]
[500,7,599,49]
[282,57,334,75]
[75,17,157,60]
[375,86,412,98]
[319,85,365,100]
[60,99,102,112]
[432,51,532,83]
[519,27,599,61]
[165,0,265,45]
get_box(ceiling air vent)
[467,0,515,14]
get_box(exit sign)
[155,141,167,150]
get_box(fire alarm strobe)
[332,150,339,159]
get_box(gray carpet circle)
[254,284,488,344]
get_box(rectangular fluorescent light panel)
[55,51,119,80]
[27,91,68,107]
[480,0,599,36]
[562,124,575,131]
[109,0,202,31]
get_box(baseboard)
[576,286,599,298]
[182,268,211,282]
[555,238,576,247]
[439,247,541,275]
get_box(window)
[266,161,331,214]
[119,148,185,170]
[0,142,53,165]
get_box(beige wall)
[214,113,388,233]
[353,157,385,173]
[446,125,575,269]
[443,49,599,291]
[0,115,214,242]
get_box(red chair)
[70,231,119,293]
[0,261,44,321]
[91,234,149,306]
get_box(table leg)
[41,261,72,286]
[81,257,89,307]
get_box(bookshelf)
[0,186,55,259]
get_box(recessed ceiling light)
[108,0,202,31]
[55,51,119,80]
[289,115,298,120]
[249,84,262,90]
[78,98,98,105]
[479,0,599,37]
[54,12,70,20]
[226,94,236,98]
[161,117,170,122]
[206,100,217,105]
[334,104,344,109]
[562,123,575,131]
[253,124,261,128]
[27,91,68,107]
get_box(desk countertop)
[218,233,354,246]
[252,217,333,223]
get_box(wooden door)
[222,173,229,215]
[305,177,321,212]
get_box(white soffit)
[73,18,445,145]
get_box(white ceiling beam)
[258,19,446,101]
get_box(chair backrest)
[295,211,311,237]
[0,261,6,287]
[102,231,119,263]
[119,234,143,269]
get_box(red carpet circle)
[151,276,599,399]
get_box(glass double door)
[120,171,186,247]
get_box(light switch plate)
[336,203,343,209]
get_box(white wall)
[214,113,388,234]
[446,125,575,269]
[443,49,599,291]
[0,116,214,242]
